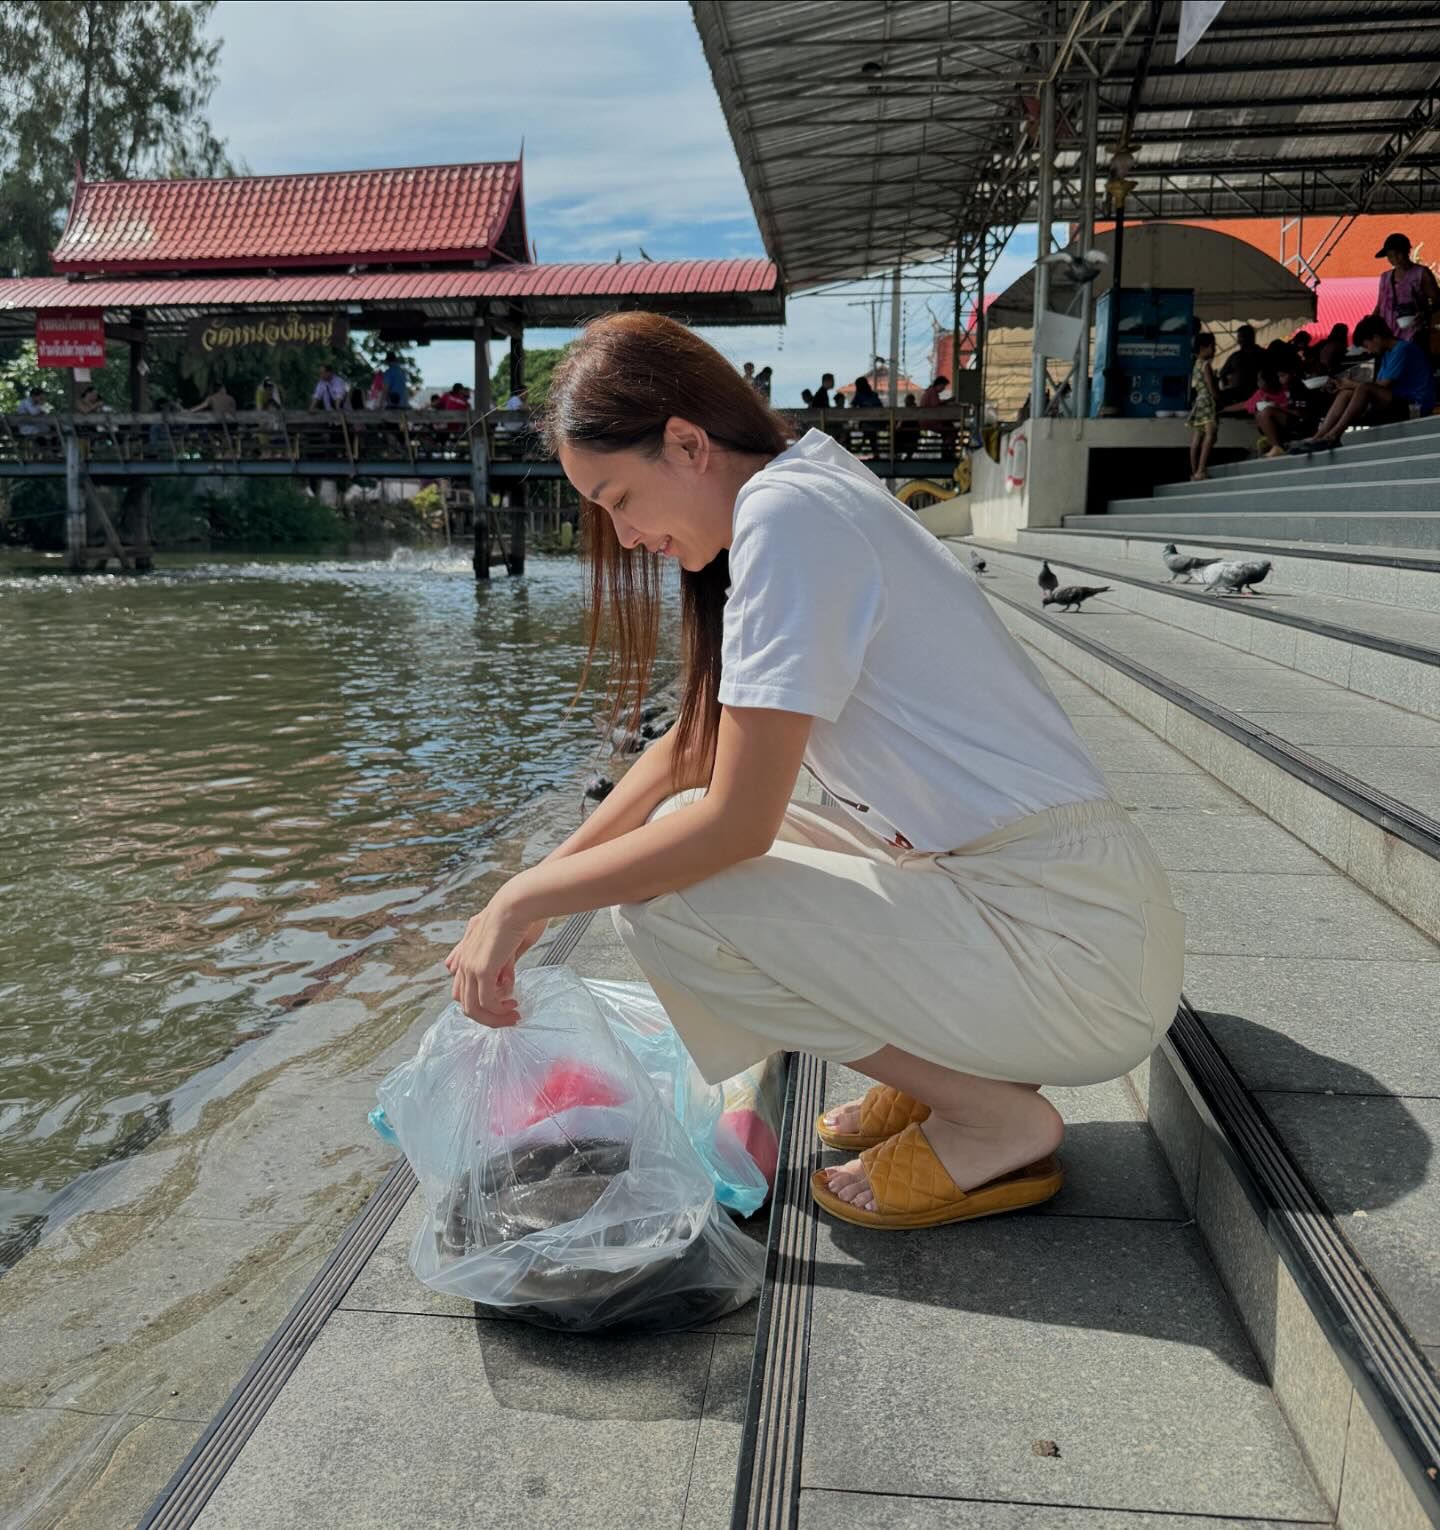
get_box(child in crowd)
[1222,366,1298,459]
[1187,332,1219,480]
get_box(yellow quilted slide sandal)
[814,1084,930,1152]
[810,1121,1064,1230]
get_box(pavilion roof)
[0,259,784,337]
[51,161,527,274]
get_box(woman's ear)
[665,416,710,473]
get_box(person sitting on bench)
[1290,314,1435,452]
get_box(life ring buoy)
[1005,427,1028,493]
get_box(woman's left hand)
[443,888,546,1026]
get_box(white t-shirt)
[717,429,1109,851]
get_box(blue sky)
[206,0,1037,402]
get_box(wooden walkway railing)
[0,406,971,476]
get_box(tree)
[491,346,570,413]
[0,1,229,276]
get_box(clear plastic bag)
[584,979,771,1216]
[375,966,764,1333]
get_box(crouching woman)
[444,313,1185,1231]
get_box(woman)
[1187,332,1219,480]
[1375,231,1440,357]
[444,313,1184,1232]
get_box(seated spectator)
[348,384,366,412]
[428,393,443,409]
[850,375,883,408]
[1217,324,1262,407]
[754,364,773,400]
[800,388,814,406]
[1374,231,1440,358]
[895,392,920,459]
[76,385,110,415]
[811,372,835,408]
[382,351,409,407]
[1221,365,1299,459]
[1290,314,1435,450]
[1290,331,1314,368]
[309,365,347,412]
[16,384,48,435]
[438,382,472,411]
[366,369,388,410]
[1314,325,1349,374]
[254,377,284,410]
[742,361,757,390]
[189,381,236,416]
[920,374,949,408]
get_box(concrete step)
[947,553,1440,1525]
[1020,524,1440,612]
[965,537,1440,720]
[1064,508,1440,554]
[1159,446,1440,498]
[1208,432,1440,482]
[1108,472,1440,520]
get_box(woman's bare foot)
[821,1087,1064,1214]
[1190,470,1210,482]
[1265,446,1288,459]
[822,1082,1040,1138]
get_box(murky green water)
[0,548,646,1254]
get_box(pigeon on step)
[1038,560,1059,597]
[1043,585,1111,612]
[969,551,988,576]
[1197,558,1272,596]
[1162,542,1221,583]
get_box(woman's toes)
[823,1099,863,1134]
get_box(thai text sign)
[36,310,106,368]
[187,311,348,355]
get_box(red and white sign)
[36,310,106,369]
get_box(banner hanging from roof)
[186,311,348,356]
[36,310,105,368]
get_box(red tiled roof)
[0,259,780,316]
[51,162,524,274]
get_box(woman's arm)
[445,707,812,1022]
[540,721,707,867]
[509,707,810,921]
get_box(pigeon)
[1162,542,1222,583]
[969,551,988,576]
[583,772,614,803]
[1043,585,1111,612]
[1197,559,1272,597]
[640,717,672,741]
[1038,560,1058,597]
[1039,248,1109,284]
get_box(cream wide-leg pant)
[612,792,1185,1089]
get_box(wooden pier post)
[509,479,526,575]
[64,432,85,571]
[471,321,491,580]
[125,307,154,571]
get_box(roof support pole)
[1073,76,1099,436]
[509,330,525,395]
[126,307,153,571]
[1030,73,1056,423]
[471,321,491,581]
[887,267,901,408]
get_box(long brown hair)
[541,313,793,783]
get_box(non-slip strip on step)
[1042,525,1440,575]
[985,585,1440,863]
[974,541,1440,669]
[1166,1001,1440,1518]
[730,1052,825,1530]
[137,906,600,1530]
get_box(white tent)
[989,223,1318,328]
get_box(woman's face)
[558,418,744,573]
[1386,248,1408,269]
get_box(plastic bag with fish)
[374,966,764,1333]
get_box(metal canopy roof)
[692,0,1440,290]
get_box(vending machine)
[1091,287,1195,418]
